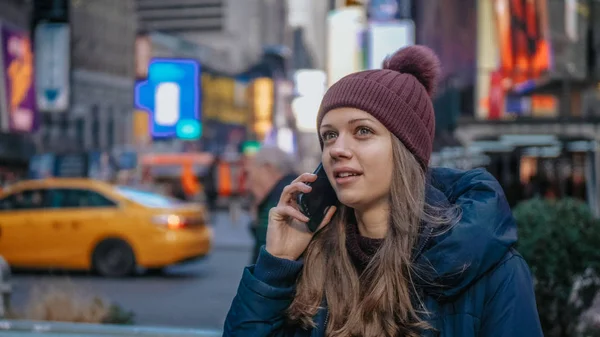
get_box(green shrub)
[514,198,600,337]
[581,325,600,337]
[103,303,135,325]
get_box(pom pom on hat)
[382,45,441,97]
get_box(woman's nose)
[329,145,352,160]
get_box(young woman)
[223,46,543,337]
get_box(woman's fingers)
[292,172,317,184]
[271,205,310,223]
[279,181,313,205]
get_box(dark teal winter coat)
[223,168,543,337]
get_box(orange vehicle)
[0,178,212,277]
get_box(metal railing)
[0,320,223,336]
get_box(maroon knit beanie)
[317,45,441,170]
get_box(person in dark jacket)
[204,154,221,210]
[245,146,297,264]
[223,46,543,337]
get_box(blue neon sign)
[135,58,201,139]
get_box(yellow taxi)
[0,178,212,277]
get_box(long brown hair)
[287,137,459,337]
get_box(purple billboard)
[0,24,37,132]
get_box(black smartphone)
[297,163,338,232]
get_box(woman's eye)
[356,127,372,136]
[321,131,336,141]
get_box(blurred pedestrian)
[204,154,220,210]
[224,46,543,336]
[245,146,296,264]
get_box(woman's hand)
[265,173,337,261]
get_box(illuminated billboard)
[476,0,558,119]
[135,58,201,139]
[0,23,37,132]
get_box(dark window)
[75,117,85,147]
[107,109,114,149]
[33,0,70,24]
[59,114,69,134]
[42,114,53,151]
[0,189,50,211]
[91,105,100,150]
[47,189,117,209]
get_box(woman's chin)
[337,192,365,209]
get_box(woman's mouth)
[334,171,362,185]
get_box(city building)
[34,0,137,154]
[0,0,30,28]
[137,0,224,33]
[136,0,291,73]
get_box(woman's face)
[320,108,394,210]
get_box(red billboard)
[493,0,551,84]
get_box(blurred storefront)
[133,37,209,198]
[137,152,213,197]
[467,137,596,208]
[27,150,137,183]
[201,72,249,155]
[439,0,600,213]
[132,32,293,200]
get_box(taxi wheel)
[92,239,136,278]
